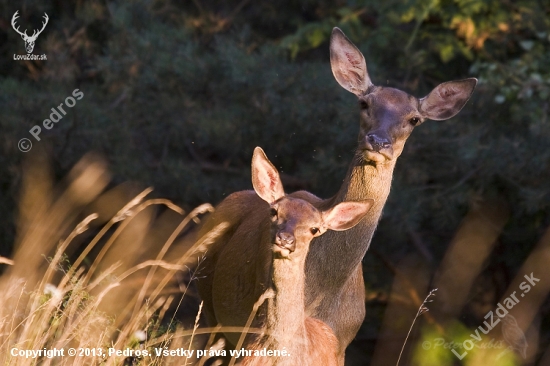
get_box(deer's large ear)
[419,78,477,121]
[330,27,372,96]
[251,147,285,204]
[322,199,373,231]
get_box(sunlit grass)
[0,154,226,365]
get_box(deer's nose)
[276,232,296,252]
[366,133,391,152]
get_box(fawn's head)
[251,147,372,259]
[330,27,477,165]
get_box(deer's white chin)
[364,150,390,163]
[272,244,291,258]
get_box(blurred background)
[0,0,549,365]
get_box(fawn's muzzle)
[275,232,296,253]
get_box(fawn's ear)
[330,27,373,96]
[252,147,285,204]
[419,78,477,120]
[322,199,373,231]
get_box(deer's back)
[197,190,272,336]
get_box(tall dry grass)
[0,153,231,365]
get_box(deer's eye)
[359,100,369,110]
[270,208,277,217]
[310,227,319,235]
[409,117,421,126]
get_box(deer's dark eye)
[359,100,369,110]
[270,208,277,217]
[310,227,319,235]
[409,117,421,126]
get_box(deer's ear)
[251,147,285,204]
[330,27,372,96]
[419,78,477,121]
[322,199,373,231]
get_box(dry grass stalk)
[396,288,438,366]
[0,156,229,366]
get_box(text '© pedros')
[29,88,84,141]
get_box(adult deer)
[198,28,477,363]
[220,147,371,366]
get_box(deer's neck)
[335,154,396,203]
[314,156,396,276]
[265,256,308,354]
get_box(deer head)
[12,11,49,54]
[330,27,477,165]
[251,147,372,259]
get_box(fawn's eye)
[310,227,319,235]
[270,208,277,217]
[409,117,421,126]
[359,100,369,110]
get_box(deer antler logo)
[11,11,49,54]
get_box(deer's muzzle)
[274,231,296,254]
[361,133,394,162]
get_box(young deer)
[203,147,371,366]
[198,28,477,363]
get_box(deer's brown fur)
[202,147,371,366]
[197,28,477,364]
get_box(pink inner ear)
[438,85,460,99]
[345,51,361,67]
[324,200,372,231]
[252,150,283,203]
[332,206,356,228]
[267,171,277,193]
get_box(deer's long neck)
[337,155,395,208]
[265,256,308,356]
[315,155,396,276]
